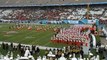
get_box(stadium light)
[75,0,79,1]
[86,0,91,20]
[74,0,91,20]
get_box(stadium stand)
[0,6,106,21]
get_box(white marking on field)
[44,41,51,46]
[25,36,35,39]
[4,35,12,37]
[6,31,18,34]
[0,26,2,28]
[0,41,61,50]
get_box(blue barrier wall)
[36,19,99,25]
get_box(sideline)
[0,41,61,50]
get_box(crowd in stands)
[0,6,107,21]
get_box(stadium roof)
[0,0,107,7]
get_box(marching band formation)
[8,24,61,32]
[51,25,92,47]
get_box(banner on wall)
[48,20,62,24]
[87,20,96,24]
[68,20,79,24]
[38,19,99,25]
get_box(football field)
[0,23,70,48]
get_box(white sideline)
[0,41,61,50]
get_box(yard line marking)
[44,41,51,46]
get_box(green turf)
[0,23,70,48]
[0,23,103,59]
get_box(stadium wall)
[38,19,99,25]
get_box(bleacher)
[0,6,106,21]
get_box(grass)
[0,23,70,48]
[0,23,70,59]
[0,23,104,59]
